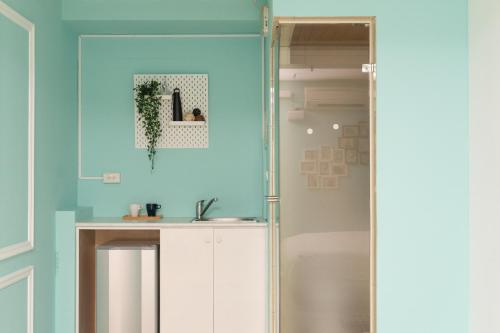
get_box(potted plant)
[134,80,162,170]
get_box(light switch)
[102,173,121,184]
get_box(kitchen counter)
[74,215,268,333]
[76,217,267,229]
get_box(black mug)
[146,203,162,217]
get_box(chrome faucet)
[196,197,218,220]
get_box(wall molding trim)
[0,266,34,333]
[0,1,35,261]
[0,241,34,262]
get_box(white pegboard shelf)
[134,74,209,149]
[157,95,172,101]
[169,121,207,127]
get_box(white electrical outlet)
[102,173,121,184]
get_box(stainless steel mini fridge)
[96,242,158,333]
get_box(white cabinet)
[160,228,214,333]
[160,227,267,333]
[214,228,267,333]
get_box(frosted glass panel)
[278,23,371,333]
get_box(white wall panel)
[470,0,500,331]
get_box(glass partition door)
[269,18,376,333]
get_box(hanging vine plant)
[134,80,162,170]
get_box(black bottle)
[172,88,183,121]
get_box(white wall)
[470,0,500,331]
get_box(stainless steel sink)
[192,217,257,223]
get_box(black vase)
[172,88,183,121]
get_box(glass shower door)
[274,19,375,333]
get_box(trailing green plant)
[134,80,162,170]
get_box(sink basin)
[192,217,257,223]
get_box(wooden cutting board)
[122,215,162,221]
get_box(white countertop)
[76,217,267,229]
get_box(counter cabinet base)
[76,224,267,333]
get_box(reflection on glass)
[279,23,371,333]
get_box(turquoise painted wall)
[0,1,77,333]
[0,278,28,332]
[62,0,264,21]
[78,36,264,218]
[65,20,263,35]
[55,211,76,333]
[0,12,29,249]
[272,1,469,333]
[62,0,266,34]
[0,1,469,332]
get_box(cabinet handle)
[205,239,212,244]
[216,236,222,244]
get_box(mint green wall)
[272,1,469,333]
[55,211,76,333]
[65,20,263,35]
[62,0,263,21]
[0,13,29,248]
[0,279,28,332]
[78,36,263,218]
[62,0,265,34]
[0,2,77,333]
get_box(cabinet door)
[214,228,267,333]
[160,228,214,333]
